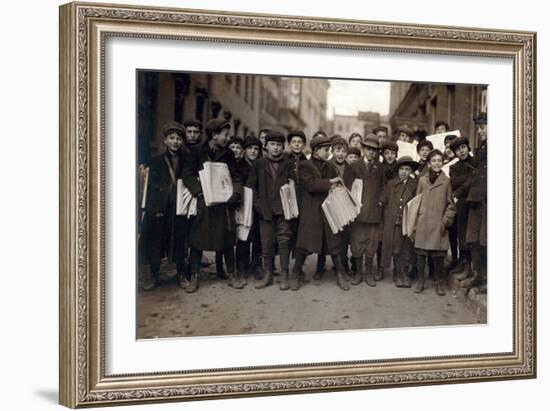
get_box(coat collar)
[424,171,449,189]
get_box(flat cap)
[163,121,185,137]
[310,135,332,151]
[398,125,414,137]
[265,130,286,144]
[381,140,399,153]
[396,155,419,171]
[287,130,307,144]
[450,136,471,152]
[205,118,230,136]
[416,139,434,153]
[473,112,487,125]
[243,136,262,149]
[372,126,389,135]
[347,147,362,157]
[361,134,380,149]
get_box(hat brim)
[361,142,380,149]
[397,161,419,171]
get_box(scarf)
[429,168,441,184]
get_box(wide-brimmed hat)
[396,155,419,171]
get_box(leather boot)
[185,272,199,293]
[374,266,384,281]
[279,270,289,290]
[460,270,482,288]
[289,269,300,291]
[141,272,158,291]
[351,256,363,285]
[255,267,273,289]
[336,271,350,291]
[454,261,471,280]
[177,272,190,290]
[364,257,376,287]
[435,276,446,296]
[414,268,425,294]
[228,271,246,289]
[393,263,399,283]
[402,269,412,288]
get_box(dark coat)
[329,158,355,190]
[380,177,418,267]
[285,151,308,208]
[141,150,186,262]
[450,156,479,246]
[182,143,241,251]
[350,158,387,224]
[381,160,399,181]
[246,156,296,221]
[296,157,341,254]
[414,173,456,251]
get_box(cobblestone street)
[137,252,483,339]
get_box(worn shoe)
[336,271,350,291]
[401,270,412,288]
[178,274,190,290]
[185,273,199,293]
[255,269,273,289]
[279,270,290,290]
[228,272,246,289]
[460,271,482,288]
[454,263,471,281]
[435,280,446,296]
[141,276,158,291]
[374,267,384,281]
[289,270,300,291]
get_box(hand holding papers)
[280,179,299,220]
[176,179,197,217]
[198,161,234,206]
[402,193,423,237]
[322,185,360,234]
[235,187,253,241]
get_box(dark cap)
[444,134,458,144]
[287,130,307,144]
[416,139,434,153]
[450,136,471,152]
[473,112,487,125]
[228,136,244,147]
[434,120,450,131]
[243,136,262,149]
[331,135,348,149]
[205,119,230,138]
[182,119,202,130]
[348,132,362,143]
[372,126,389,135]
[381,140,399,153]
[398,125,414,137]
[312,129,328,139]
[265,130,286,144]
[310,135,332,152]
[361,134,380,150]
[396,155,419,171]
[347,147,362,157]
[163,121,185,138]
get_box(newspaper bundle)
[280,179,299,220]
[397,140,420,161]
[176,179,198,217]
[198,161,234,206]
[235,187,253,241]
[350,178,363,213]
[426,129,461,153]
[322,185,360,234]
[402,193,423,237]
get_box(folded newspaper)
[426,130,461,153]
[397,140,420,161]
[198,161,234,206]
[235,187,253,241]
[279,180,299,220]
[322,185,360,234]
[350,178,363,213]
[176,179,197,217]
[402,193,422,237]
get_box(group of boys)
[140,113,488,296]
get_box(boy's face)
[435,125,448,134]
[477,124,487,141]
[229,142,243,159]
[375,130,388,141]
[382,149,397,164]
[398,165,413,180]
[212,128,230,148]
[444,142,455,159]
[349,136,362,149]
[164,132,184,154]
[266,140,283,157]
[185,126,201,145]
[418,146,431,161]
[397,132,411,143]
[314,145,330,161]
[332,145,347,164]
[363,146,378,161]
[245,145,260,161]
[429,154,443,173]
[346,153,360,164]
[289,136,305,154]
[455,144,469,160]
[259,131,268,148]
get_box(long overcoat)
[295,157,341,254]
[350,158,387,224]
[285,151,308,208]
[414,172,457,251]
[449,156,478,247]
[246,156,296,221]
[380,177,418,267]
[182,143,241,251]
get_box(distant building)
[358,111,381,136]
[332,114,367,137]
[389,82,487,147]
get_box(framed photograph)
[59,1,536,408]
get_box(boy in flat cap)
[449,136,479,279]
[349,134,387,286]
[412,149,456,295]
[380,156,419,288]
[346,147,362,165]
[141,121,190,291]
[183,119,203,148]
[348,132,363,150]
[415,140,434,177]
[293,135,349,291]
[246,131,296,290]
[182,118,246,292]
[443,134,457,165]
[397,126,414,143]
[235,136,262,280]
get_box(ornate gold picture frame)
[59,1,536,408]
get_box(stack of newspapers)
[402,193,422,237]
[322,185,360,234]
[176,179,197,217]
[235,187,253,241]
[279,180,299,220]
[198,161,234,206]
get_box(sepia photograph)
[135,70,488,339]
